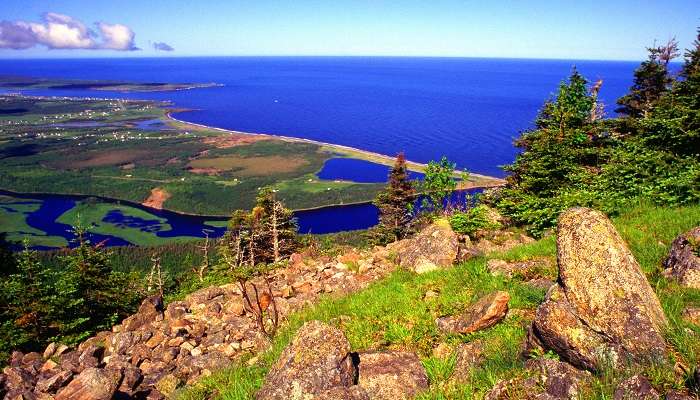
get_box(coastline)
[165,110,506,188]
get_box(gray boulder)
[663,227,700,288]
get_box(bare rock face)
[437,291,510,334]
[390,220,459,274]
[256,321,361,400]
[663,227,700,289]
[531,208,668,371]
[357,351,428,400]
[55,367,119,400]
[613,375,660,400]
[485,358,590,400]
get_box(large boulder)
[256,321,363,400]
[531,208,668,371]
[437,291,510,334]
[55,367,120,400]
[663,227,700,289]
[357,351,428,400]
[390,220,459,274]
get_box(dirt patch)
[63,149,152,169]
[188,167,222,176]
[203,134,268,149]
[187,155,308,177]
[142,187,171,209]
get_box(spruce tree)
[373,153,417,242]
[616,39,679,118]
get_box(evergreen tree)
[496,70,602,234]
[62,228,142,331]
[373,153,417,242]
[616,39,679,118]
[0,243,85,361]
[0,233,17,276]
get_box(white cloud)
[0,13,139,51]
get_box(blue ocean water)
[0,57,639,177]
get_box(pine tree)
[0,233,17,276]
[373,153,417,242]
[616,39,679,118]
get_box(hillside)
[2,202,699,399]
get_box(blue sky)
[0,0,698,60]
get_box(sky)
[0,0,698,60]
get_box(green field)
[0,95,389,215]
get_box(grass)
[176,201,700,400]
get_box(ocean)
[0,56,639,177]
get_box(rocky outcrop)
[437,291,510,334]
[0,245,398,399]
[663,227,700,289]
[257,321,429,400]
[389,220,459,274]
[357,351,428,400]
[449,341,485,383]
[256,321,359,400]
[530,208,668,371]
[613,375,660,400]
[485,358,590,400]
[55,367,119,400]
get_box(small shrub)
[449,206,502,237]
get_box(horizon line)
[0,54,653,63]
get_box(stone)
[35,370,72,393]
[437,291,510,334]
[450,341,485,383]
[154,374,181,397]
[681,307,700,325]
[531,208,668,371]
[123,295,164,332]
[55,367,119,400]
[43,343,57,360]
[357,351,428,400]
[613,375,660,400]
[313,386,370,400]
[394,220,459,273]
[663,227,700,289]
[255,321,356,400]
[664,390,696,400]
[485,358,589,400]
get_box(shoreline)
[165,110,506,188]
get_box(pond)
[316,158,424,183]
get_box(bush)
[449,205,502,237]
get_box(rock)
[394,220,459,274]
[43,343,57,360]
[154,374,181,397]
[35,370,72,393]
[431,343,453,360]
[613,375,660,400]
[531,208,668,371]
[663,227,700,288]
[681,307,700,325]
[55,367,119,400]
[357,351,428,400]
[525,358,590,400]
[255,321,356,400]
[485,358,589,400]
[437,291,510,334]
[123,295,164,332]
[450,341,484,383]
